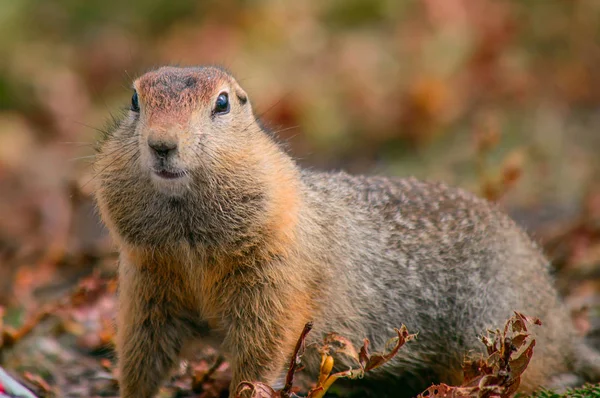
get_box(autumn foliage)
[233,312,540,398]
[1,1,600,397]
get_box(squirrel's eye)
[131,91,140,112]
[213,93,230,115]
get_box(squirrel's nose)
[148,138,177,158]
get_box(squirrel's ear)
[231,81,248,105]
[235,90,248,105]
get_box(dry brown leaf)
[235,323,313,398]
[418,312,540,398]
[281,322,312,397]
[237,323,413,398]
[24,371,52,394]
[322,332,360,362]
[418,383,475,397]
[362,326,415,372]
[235,381,279,398]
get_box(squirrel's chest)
[192,266,232,327]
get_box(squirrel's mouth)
[153,169,186,180]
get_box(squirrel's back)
[299,171,595,393]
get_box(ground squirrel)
[94,66,600,398]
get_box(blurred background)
[0,0,600,396]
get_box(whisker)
[69,155,97,162]
[270,125,299,135]
[59,141,96,145]
[121,147,141,172]
[235,95,291,138]
[70,120,111,136]
[94,140,138,164]
[124,69,133,84]
[67,139,135,164]
[81,142,139,190]
[191,141,222,167]
[96,142,139,172]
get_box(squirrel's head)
[131,66,254,194]
[94,66,299,253]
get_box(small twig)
[1,272,115,351]
[194,354,226,390]
[1,303,60,350]
[281,322,313,398]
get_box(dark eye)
[213,93,230,115]
[131,91,140,112]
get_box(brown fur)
[94,66,600,398]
